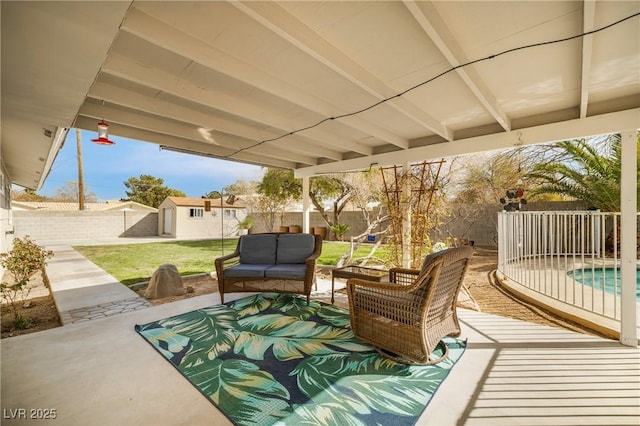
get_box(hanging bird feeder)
[91,120,115,145]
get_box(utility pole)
[76,128,85,211]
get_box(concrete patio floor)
[1,242,639,425]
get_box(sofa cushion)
[224,264,271,278]
[276,233,315,264]
[265,264,308,279]
[239,234,278,264]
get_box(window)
[225,209,236,218]
[189,208,204,218]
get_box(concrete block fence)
[11,201,587,248]
[13,210,158,241]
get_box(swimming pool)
[567,267,640,300]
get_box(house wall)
[12,210,158,242]
[158,199,248,238]
[175,205,217,238]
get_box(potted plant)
[288,224,302,233]
[237,216,254,235]
[312,226,327,240]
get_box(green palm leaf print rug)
[135,293,466,426]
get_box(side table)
[331,265,388,304]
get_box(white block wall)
[13,210,158,242]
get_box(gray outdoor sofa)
[214,233,323,304]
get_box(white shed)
[158,196,247,239]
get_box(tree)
[223,179,257,197]
[257,169,301,202]
[204,180,257,200]
[204,190,223,199]
[526,134,639,212]
[253,195,285,232]
[52,181,98,203]
[11,188,49,202]
[124,175,186,208]
[309,175,356,238]
[446,141,584,242]
[256,169,301,230]
[333,170,391,266]
[453,153,526,205]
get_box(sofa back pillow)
[239,234,278,264]
[277,233,315,264]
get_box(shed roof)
[166,196,246,209]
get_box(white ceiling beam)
[296,108,640,177]
[74,115,297,169]
[404,0,511,132]
[100,53,373,156]
[80,101,208,143]
[122,6,409,150]
[231,1,453,142]
[580,0,596,118]
[88,80,343,161]
[78,102,318,165]
[181,132,318,166]
[156,144,295,170]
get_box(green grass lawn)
[74,239,390,286]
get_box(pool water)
[567,267,640,300]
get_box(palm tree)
[527,134,639,253]
[526,134,639,212]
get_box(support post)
[302,176,310,233]
[619,130,637,347]
[76,129,85,211]
[220,189,226,256]
[402,162,412,268]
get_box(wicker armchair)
[346,246,474,365]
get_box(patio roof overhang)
[1,1,639,189]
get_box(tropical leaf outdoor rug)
[135,293,466,426]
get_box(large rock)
[144,264,186,299]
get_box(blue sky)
[38,129,264,201]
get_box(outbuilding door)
[163,208,173,235]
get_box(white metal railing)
[498,211,639,325]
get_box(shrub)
[0,236,53,328]
[330,223,350,241]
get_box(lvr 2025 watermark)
[3,408,57,420]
